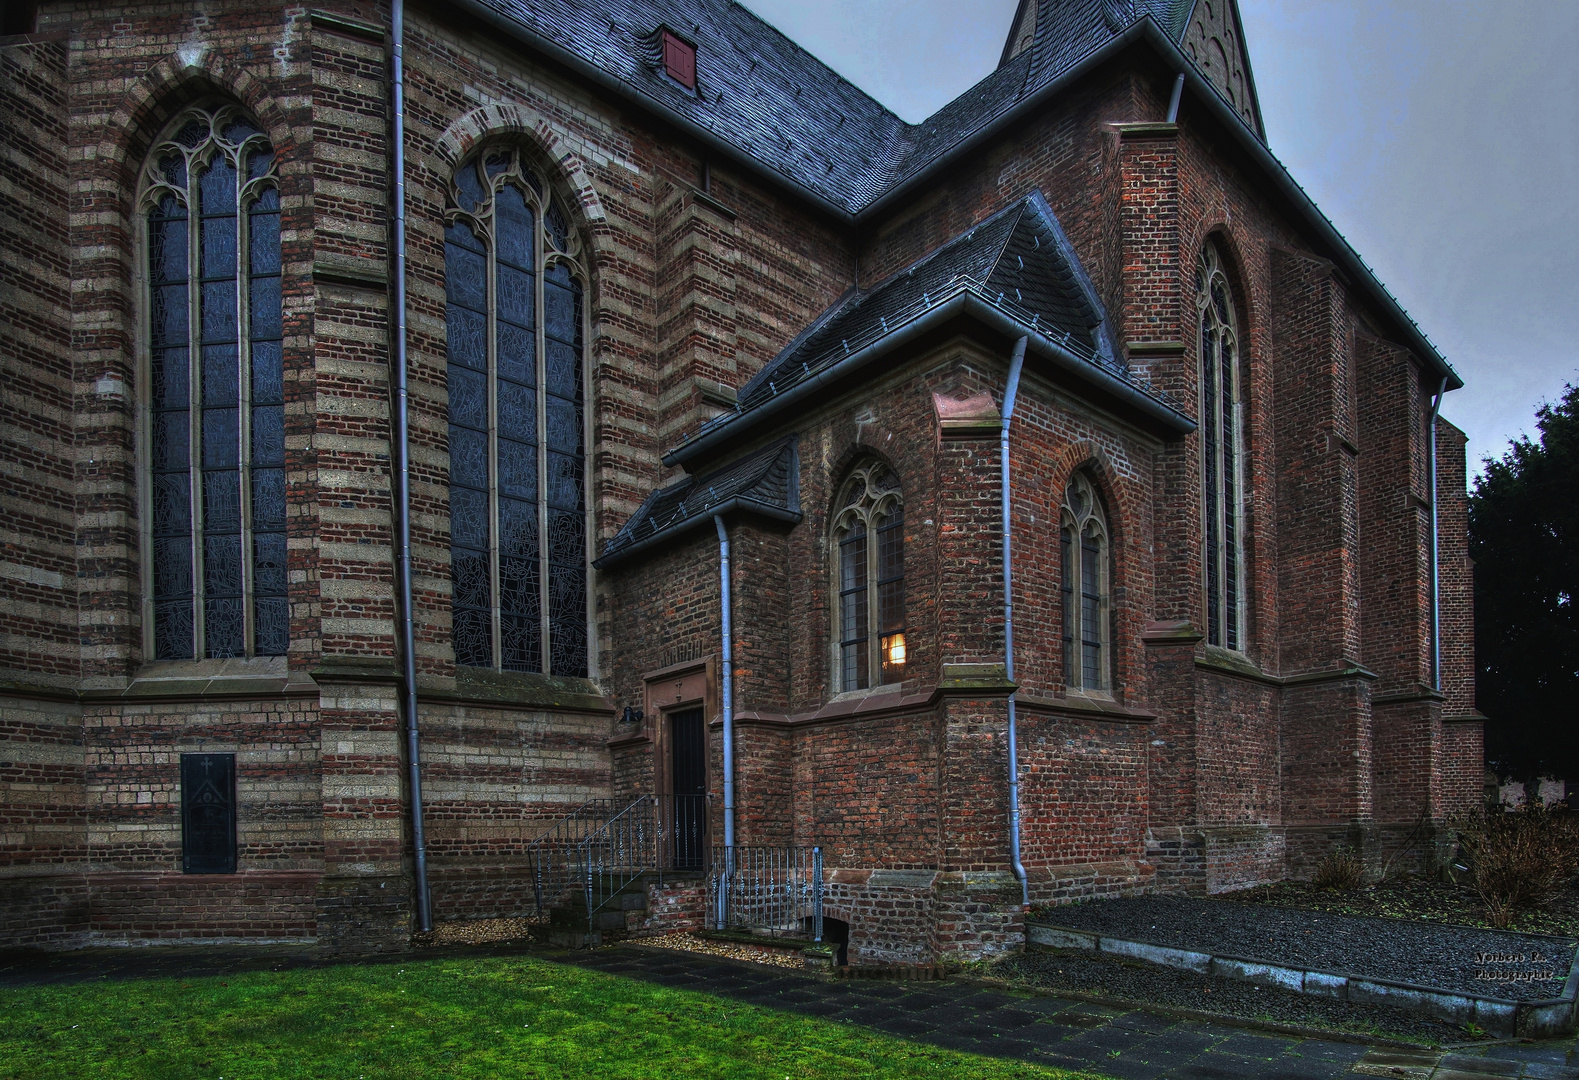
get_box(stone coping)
[1027,919,1579,1038]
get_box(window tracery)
[1060,473,1109,691]
[445,146,589,677]
[141,103,284,660]
[832,462,905,692]
[1198,239,1244,650]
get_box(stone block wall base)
[1025,859,1154,909]
[1146,827,1209,893]
[0,874,91,950]
[643,879,708,933]
[1285,823,1383,881]
[315,875,411,954]
[1203,825,1286,893]
[931,871,1025,964]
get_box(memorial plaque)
[181,753,236,873]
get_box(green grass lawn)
[0,952,1100,1079]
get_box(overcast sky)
[740,0,1579,478]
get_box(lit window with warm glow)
[833,462,905,691]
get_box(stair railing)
[526,797,618,922]
[577,793,711,918]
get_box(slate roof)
[469,0,1227,215]
[595,436,800,568]
[663,191,1143,459]
[458,0,1457,404]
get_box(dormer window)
[662,30,696,89]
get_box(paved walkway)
[559,945,1579,1080]
[3,940,1579,1079]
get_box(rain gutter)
[714,516,736,854]
[391,0,432,933]
[1428,377,1448,691]
[664,290,1194,468]
[591,498,801,571]
[1000,337,1030,908]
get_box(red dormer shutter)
[662,30,696,89]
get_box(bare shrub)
[1312,850,1365,891]
[1452,802,1579,928]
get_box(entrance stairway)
[526,793,710,947]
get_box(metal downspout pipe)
[391,0,431,933]
[1001,338,1030,908]
[714,516,736,925]
[1166,71,1186,123]
[1428,378,1448,692]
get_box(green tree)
[1469,381,1579,783]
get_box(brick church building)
[0,0,1480,960]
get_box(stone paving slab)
[560,943,1579,1079]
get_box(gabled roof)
[594,436,800,568]
[449,0,1458,389]
[666,192,1192,466]
[461,0,1258,214]
[736,192,1115,412]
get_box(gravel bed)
[636,932,808,970]
[997,947,1485,1045]
[1038,896,1575,1000]
[413,917,536,948]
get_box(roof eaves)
[665,282,1192,467]
[592,493,802,569]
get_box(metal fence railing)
[707,845,823,942]
[527,797,620,922]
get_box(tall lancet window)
[1198,240,1244,650]
[832,462,905,692]
[142,104,284,660]
[445,147,589,677]
[1060,473,1109,690]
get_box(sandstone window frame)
[1060,472,1111,691]
[1197,238,1246,651]
[830,461,906,693]
[443,144,593,678]
[135,101,285,662]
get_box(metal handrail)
[526,797,619,921]
[707,845,823,942]
[577,794,711,918]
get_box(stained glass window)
[1060,473,1109,691]
[1198,241,1243,650]
[445,147,589,677]
[143,104,283,660]
[833,463,904,692]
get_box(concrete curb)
[1027,920,1579,1038]
[952,972,1447,1050]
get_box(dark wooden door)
[670,707,706,870]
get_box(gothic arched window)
[142,103,284,660]
[1060,473,1109,690]
[445,147,589,677]
[1198,240,1244,650]
[832,462,905,691]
